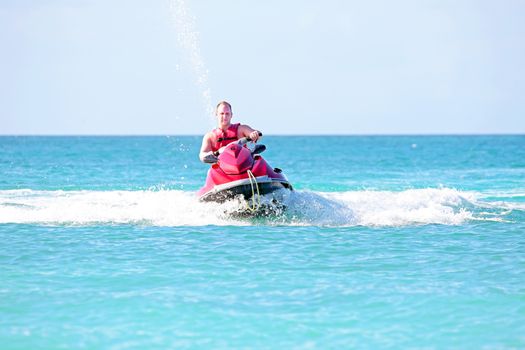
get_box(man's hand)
[249,130,260,142]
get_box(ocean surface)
[1,135,524,349]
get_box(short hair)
[216,100,232,113]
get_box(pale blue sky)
[2,0,524,135]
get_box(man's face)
[217,104,232,127]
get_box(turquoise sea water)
[1,135,524,349]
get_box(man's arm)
[199,132,217,163]
[238,124,262,142]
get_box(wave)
[0,188,520,227]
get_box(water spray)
[169,0,214,124]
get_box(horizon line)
[0,133,524,137]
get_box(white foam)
[0,188,516,227]
[0,189,239,226]
[312,188,476,226]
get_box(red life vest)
[211,123,240,152]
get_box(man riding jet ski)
[198,101,292,203]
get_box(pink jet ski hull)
[197,143,292,203]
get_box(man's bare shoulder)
[203,131,216,140]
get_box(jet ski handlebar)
[210,133,264,159]
[238,132,263,145]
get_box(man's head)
[216,101,233,129]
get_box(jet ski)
[197,134,293,205]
